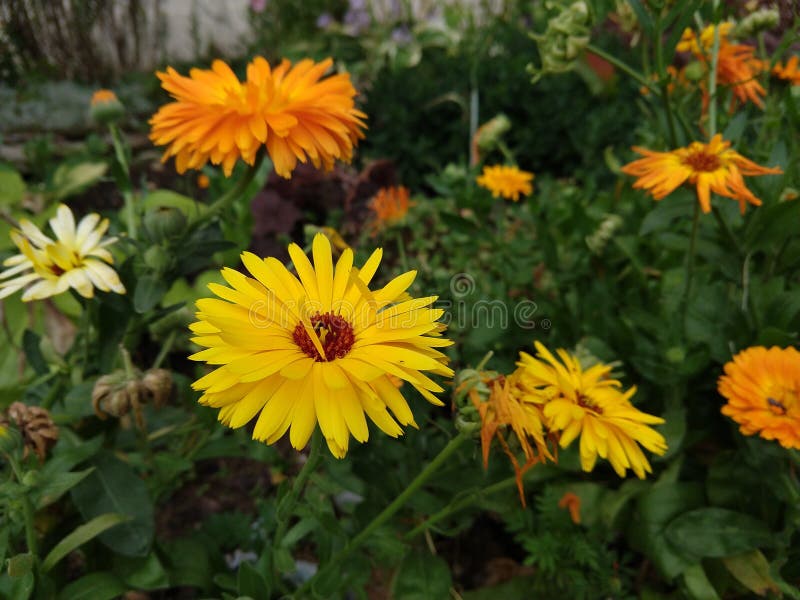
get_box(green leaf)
[134,274,168,314]
[49,161,108,201]
[744,199,800,253]
[160,537,211,589]
[0,572,34,600]
[664,508,773,559]
[35,468,95,509]
[237,561,270,598]
[681,564,721,600]
[6,553,34,577]
[70,452,155,557]
[113,552,169,590]
[56,572,126,600]
[462,575,537,600]
[722,550,779,597]
[22,330,49,376]
[141,189,207,222]
[0,167,26,206]
[639,190,694,235]
[42,513,129,572]
[392,550,452,600]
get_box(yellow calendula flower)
[368,186,414,234]
[718,346,800,450]
[189,233,453,457]
[0,204,125,301]
[621,134,782,214]
[471,373,553,505]
[515,342,667,479]
[149,56,367,178]
[477,165,534,202]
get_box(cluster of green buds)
[585,213,624,255]
[734,7,780,39]
[92,367,173,429]
[528,1,592,83]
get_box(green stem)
[7,454,38,559]
[707,11,721,137]
[108,124,137,240]
[395,231,409,273]
[295,432,470,598]
[653,19,678,147]
[272,431,324,579]
[585,43,658,94]
[152,330,176,369]
[204,152,265,221]
[681,202,701,321]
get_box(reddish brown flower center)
[576,393,603,415]
[683,150,721,172]
[292,312,355,362]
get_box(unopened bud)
[89,89,125,124]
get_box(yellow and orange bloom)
[189,233,453,458]
[621,134,782,214]
[514,342,667,479]
[471,373,553,505]
[150,57,367,178]
[718,346,800,450]
[771,56,800,85]
[477,165,534,202]
[0,204,125,301]
[368,186,414,234]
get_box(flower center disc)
[292,312,355,362]
[576,393,603,415]
[684,151,721,172]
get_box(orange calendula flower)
[771,56,800,85]
[368,186,414,234]
[150,57,367,178]
[91,89,118,105]
[471,373,553,505]
[516,342,667,479]
[477,165,534,202]
[558,491,581,524]
[621,134,782,214]
[718,346,800,449]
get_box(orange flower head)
[477,165,534,202]
[149,57,367,178]
[472,373,553,506]
[621,134,782,214]
[715,42,766,109]
[368,186,414,234]
[771,56,800,85]
[718,346,800,449]
[91,89,118,106]
[558,491,582,524]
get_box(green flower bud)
[475,114,511,153]
[143,206,188,243]
[529,1,592,82]
[143,246,172,274]
[89,89,125,125]
[683,61,705,82]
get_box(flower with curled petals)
[0,204,125,301]
[189,233,453,457]
[718,346,800,450]
[149,56,367,178]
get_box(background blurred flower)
[621,134,782,214]
[368,185,414,234]
[515,342,667,479]
[150,57,367,178]
[0,204,125,301]
[477,165,534,201]
[189,233,453,457]
[718,346,800,449]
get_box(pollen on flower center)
[292,312,356,361]
[576,393,603,414]
[683,151,721,172]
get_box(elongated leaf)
[664,508,773,559]
[35,468,95,509]
[42,513,129,572]
[50,162,108,201]
[0,168,26,206]
[723,550,779,597]
[22,330,48,375]
[682,564,721,600]
[56,572,126,600]
[70,452,155,557]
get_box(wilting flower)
[189,233,453,457]
[0,204,126,301]
[515,342,667,478]
[718,346,800,449]
[150,57,367,178]
[0,402,59,461]
[771,56,800,85]
[471,373,553,505]
[368,186,414,234]
[477,165,534,202]
[621,134,782,214]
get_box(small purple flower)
[391,26,412,45]
[250,0,267,13]
[316,11,335,29]
[344,0,370,35]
